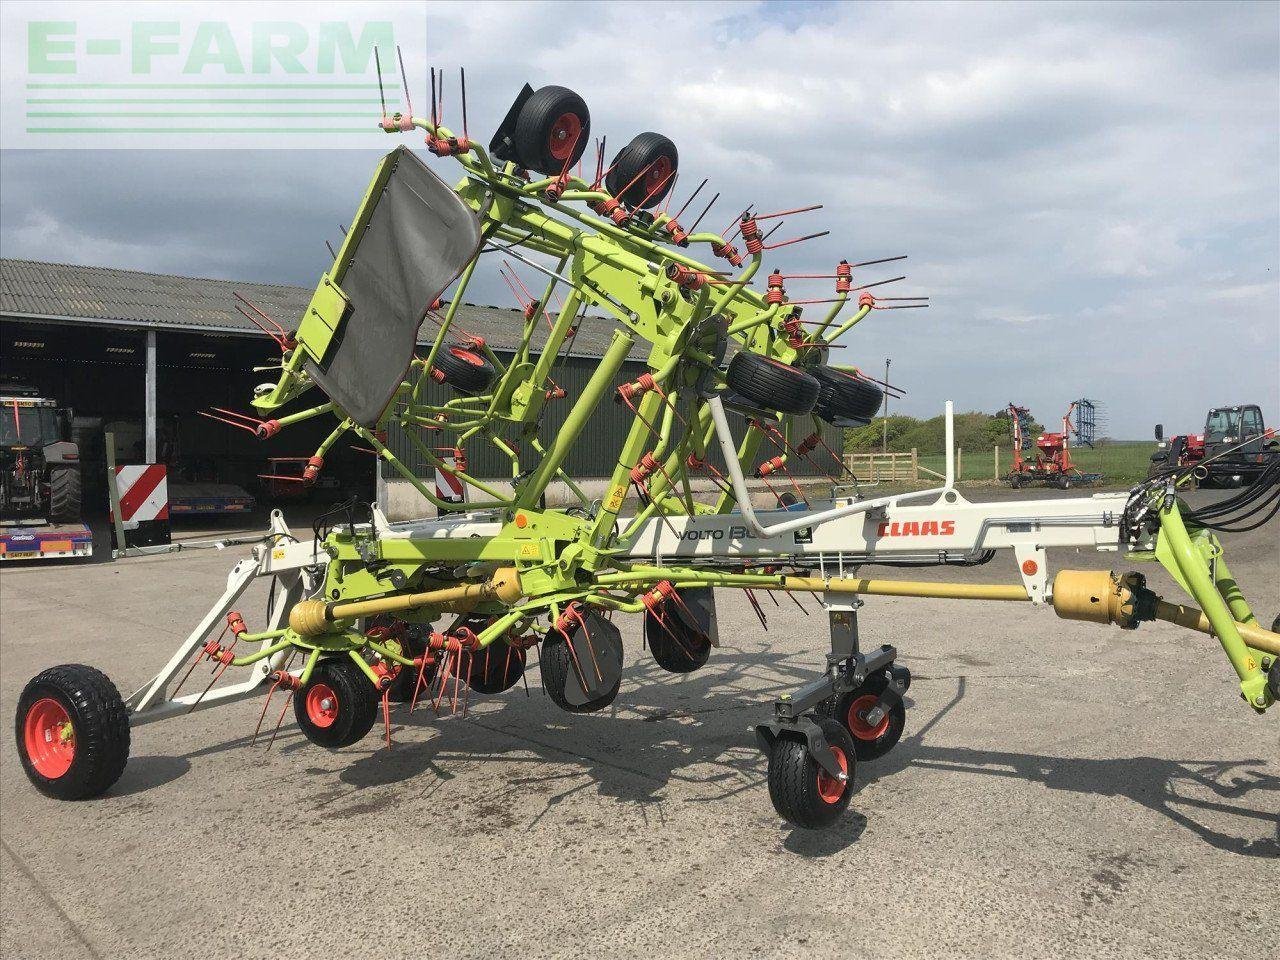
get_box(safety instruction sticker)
[605,482,628,513]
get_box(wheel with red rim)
[293,658,379,749]
[766,717,857,829]
[434,343,496,395]
[829,675,906,761]
[511,85,591,175]
[606,132,679,209]
[15,664,129,800]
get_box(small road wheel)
[830,676,906,761]
[1057,475,1072,490]
[468,639,527,695]
[512,85,591,175]
[293,658,379,749]
[606,132,678,208]
[725,353,820,415]
[767,718,856,829]
[48,467,82,523]
[645,614,711,675]
[16,664,129,800]
[433,345,496,395]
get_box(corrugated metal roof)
[0,258,645,360]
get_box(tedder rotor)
[16,62,1279,830]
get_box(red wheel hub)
[645,156,673,193]
[815,745,849,804]
[449,347,485,367]
[846,693,890,741]
[305,683,339,728]
[547,113,581,161]
[23,698,75,779]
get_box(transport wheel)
[725,353,820,415]
[512,85,591,175]
[810,366,883,425]
[16,665,129,800]
[828,674,906,761]
[468,638,527,695]
[606,132,679,208]
[48,467,82,523]
[767,717,856,829]
[293,659,379,749]
[540,614,622,714]
[434,344,496,395]
[644,590,713,674]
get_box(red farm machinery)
[1006,399,1102,489]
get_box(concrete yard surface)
[0,489,1276,960]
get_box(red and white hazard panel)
[435,456,467,506]
[110,464,171,548]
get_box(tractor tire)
[16,664,130,800]
[644,590,714,675]
[766,717,856,829]
[293,658,379,749]
[725,353,819,416]
[606,132,679,208]
[825,673,906,761]
[468,639,527,695]
[512,85,591,175]
[48,467,82,523]
[540,616,622,714]
[434,345,496,395]
[810,366,883,425]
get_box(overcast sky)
[2,0,1276,437]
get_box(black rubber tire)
[810,366,883,425]
[16,664,129,800]
[1057,476,1073,490]
[434,345,496,395]
[644,599,712,675]
[368,621,434,704]
[540,630,620,714]
[512,85,590,175]
[606,132,679,208]
[826,674,906,761]
[767,717,856,829]
[293,658,379,749]
[48,466,82,523]
[468,639,527,695]
[725,353,820,415]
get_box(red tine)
[762,229,830,251]
[754,203,822,221]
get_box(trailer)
[0,521,93,561]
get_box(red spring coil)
[859,292,875,308]
[430,298,443,312]
[665,220,689,245]
[798,433,820,454]
[665,262,705,290]
[757,456,785,477]
[545,385,566,400]
[642,580,677,612]
[227,611,247,636]
[711,241,744,267]
[686,453,706,469]
[524,302,539,322]
[617,372,657,403]
[630,452,659,484]
[836,259,852,293]
[270,671,303,691]
[543,181,564,204]
[303,456,324,484]
[766,270,787,306]
[465,335,486,350]
[430,366,447,383]
[255,420,281,440]
[554,603,586,634]
[371,660,399,688]
[740,217,762,255]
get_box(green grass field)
[911,441,1153,486]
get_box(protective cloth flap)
[304,146,482,426]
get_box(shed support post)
[145,329,157,464]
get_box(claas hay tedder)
[16,63,1280,829]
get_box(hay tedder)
[16,68,1280,829]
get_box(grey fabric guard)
[304,146,482,427]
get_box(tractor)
[0,383,83,524]
[1152,405,1277,487]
